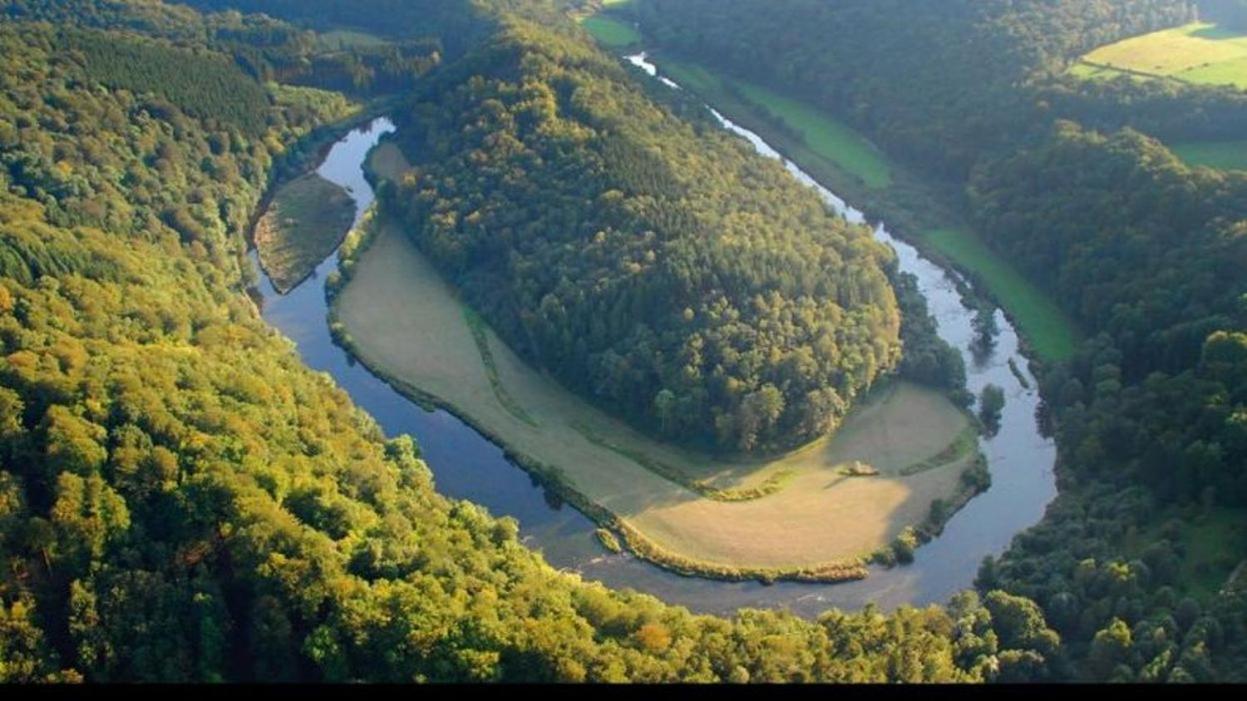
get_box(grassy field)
[660,59,892,189]
[254,173,356,293]
[317,29,389,52]
[581,16,642,48]
[333,147,981,575]
[1072,22,1247,89]
[1172,139,1247,170]
[921,229,1080,361]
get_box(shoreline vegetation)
[627,50,1081,368]
[319,142,990,584]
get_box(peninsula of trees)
[385,17,905,453]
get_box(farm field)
[254,173,356,293]
[331,148,981,577]
[1071,22,1247,89]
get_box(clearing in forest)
[580,15,642,48]
[317,29,390,51]
[1171,139,1247,171]
[332,145,982,579]
[1071,22,1247,90]
[254,173,356,293]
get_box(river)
[250,71,1057,616]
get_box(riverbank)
[622,50,1081,365]
[330,206,985,583]
[325,136,988,583]
[254,107,1054,614]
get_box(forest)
[2,0,1246,685]
[0,0,1061,683]
[632,0,1247,681]
[384,16,911,453]
[633,0,1197,178]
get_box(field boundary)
[462,307,541,427]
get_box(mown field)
[254,172,356,292]
[331,146,981,576]
[1071,22,1247,90]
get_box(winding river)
[250,63,1057,616]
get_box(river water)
[251,70,1057,617]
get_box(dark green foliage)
[894,272,969,403]
[978,385,1005,436]
[66,28,270,133]
[173,0,495,56]
[1200,0,1247,29]
[0,0,1055,683]
[634,0,1194,178]
[2,0,444,99]
[387,17,902,453]
[633,0,1247,683]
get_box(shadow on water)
[252,88,1056,617]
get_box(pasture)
[581,16,641,48]
[1072,22,1247,90]
[660,59,893,188]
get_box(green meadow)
[1073,22,1247,90]
[921,229,1080,361]
[660,59,892,188]
[581,15,641,48]
[1172,139,1247,171]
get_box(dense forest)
[634,0,1197,178]
[0,0,1065,683]
[971,124,1247,678]
[384,16,907,453]
[3,0,444,97]
[4,0,1246,684]
[634,0,1247,681]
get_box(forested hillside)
[3,0,443,97]
[632,0,1247,681]
[971,124,1247,679]
[634,0,1195,177]
[0,0,1057,683]
[384,16,905,453]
